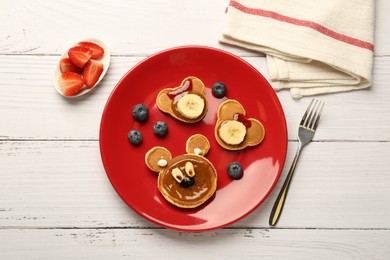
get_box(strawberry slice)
[59,58,83,73]
[58,72,85,96]
[68,46,93,68]
[83,60,104,88]
[78,42,105,59]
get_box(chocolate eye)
[180,176,195,189]
[171,167,184,183]
[185,161,195,177]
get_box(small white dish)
[53,38,110,98]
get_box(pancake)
[156,76,208,123]
[157,154,217,208]
[215,99,265,151]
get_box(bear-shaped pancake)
[145,134,217,208]
[156,76,208,123]
[215,99,265,150]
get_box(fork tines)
[300,99,325,131]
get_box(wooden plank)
[0,55,389,141]
[0,0,388,56]
[0,0,247,56]
[0,228,389,259]
[0,55,139,140]
[278,54,390,141]
[1,141,389,229]
[1,0,389,258]
[374,0,390,56]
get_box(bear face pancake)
[145,134,217,208]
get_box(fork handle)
[269,144,302,226]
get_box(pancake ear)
[185,134,210,156]
[217,100,246,121]
[145,147,172,173]
[246,119,265,147]
[188,76,205,94]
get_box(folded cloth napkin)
[220,0,375,98]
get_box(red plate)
[99,46,287,231]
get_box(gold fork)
[269,99,325,226]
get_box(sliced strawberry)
[58,72,85,96]
[83,60,104,88]
[68,46,93,68]
[78,41,105,59]
[59,58,83,73]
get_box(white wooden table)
[1,0,390,259]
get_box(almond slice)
[171,167,184,183]
[185,162,195,177]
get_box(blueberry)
[153,121,168,137]
[227,162,243,179]
[212,82,227,98]
[132,104,149,122]
[128,130,142,145]
[180,176,195,189]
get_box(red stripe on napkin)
[229,0,374,51]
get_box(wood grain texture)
[1,141,389,229]
[0,0,389,56]
[0,228,389,259]
[0,55,389,141]
[1,0,389,258]
[0,0,241,56]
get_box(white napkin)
[220,0,375,98]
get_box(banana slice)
[218,120,247,145]
[176,94,205,119]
